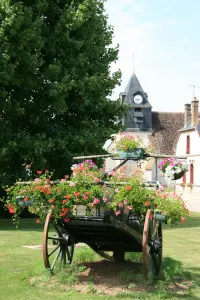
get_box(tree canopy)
[0,0,127,185]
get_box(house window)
[182,172,186,184]
[190,163,194,184]
[186,135,190,154]
[135,108,141,112]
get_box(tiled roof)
[149,112,184,155]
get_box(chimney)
[184,103,191,127]
[191,97,199,126]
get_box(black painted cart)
[43,154,165,281]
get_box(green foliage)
[0,0,127,187]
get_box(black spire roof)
[120,72,152,107]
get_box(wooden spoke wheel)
[142,209,162,282]
[43,213,74,275]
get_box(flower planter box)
[16,196,33,207]
[154,212,167,222]
[117,148,146,159]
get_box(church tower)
[120,71,152,132]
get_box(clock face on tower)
[133,94,143,104]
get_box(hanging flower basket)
[117,148,147,159]
[158,158,188,181]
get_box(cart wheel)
[142,209,162,282]
[43,213,74,275]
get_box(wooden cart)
[42,154,165,281]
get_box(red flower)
[6,204,16,214]
[24,197,29,202]
[36,219,40,224]
[49,199,54,204]
[45,169,49,173]
[84,192,90,195]
[64,218,71,223]
[125,186,132,191]
[37,170,42,175]
[180,216,185,224]
[74,192,81,197]
[84,195,88,200]
[62,199,67,204]
[145,201,151,207]
[65,194,71,199]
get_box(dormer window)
[186,135,190,154]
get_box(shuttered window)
[186,135,190,154]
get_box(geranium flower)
[24,197,29,202]
[126,186,132,191]
[62,199,67,204]
[180,216,185,224]
[115,210,121,216]
[74,192,81,197]
[37,170,42,175]
[93,198,100,205]
[49,199,54,204]
[65,194,71,199]
[145,201,151,207]
[83,195,88,200]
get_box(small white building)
[176,97,200,212]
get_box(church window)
[186,135,190,154]
[134,117,143,123]
[135,108,141,112]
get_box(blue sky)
[105,0,200,112]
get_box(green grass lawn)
[0,214,200,300]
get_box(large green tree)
[0,0,126,185]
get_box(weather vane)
[189,84,200,97]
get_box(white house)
[176,97,200,212]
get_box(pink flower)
[115,210,121,216]
[65,175,69,179]
[103,197,107,202]
[123,200,128,205]
[93,198,100,205]
[127,206,132,210]
[61,179,66,182]
[37,170,42,175]
[69,182,76,187]
[34,178,41,182]
[36,219,40,224]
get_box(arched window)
[190,163,194,185]
[186,135,190,154]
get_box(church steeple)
[120,69,152,132]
